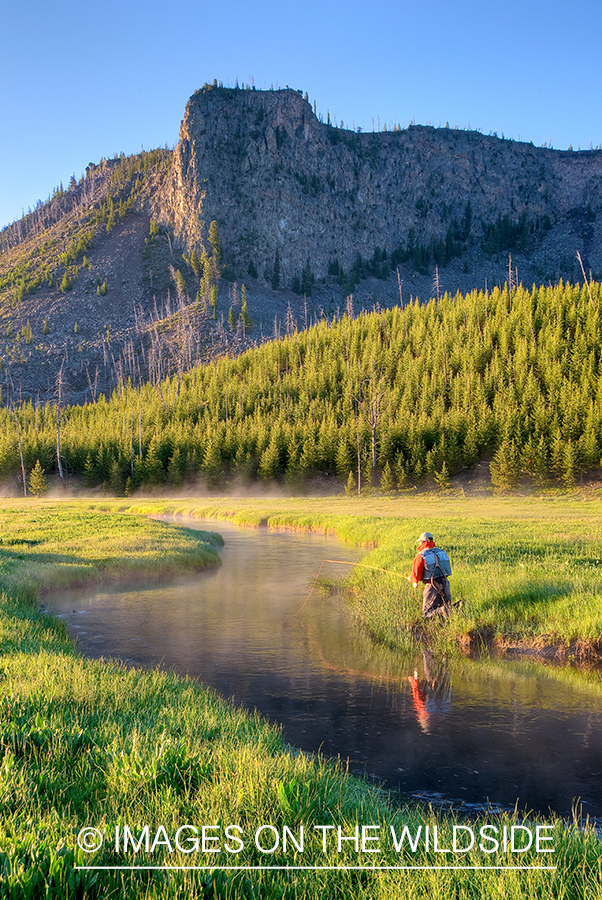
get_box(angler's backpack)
[420,547,452,580]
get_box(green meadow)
[0,497,601,898]
[134,492,602,654]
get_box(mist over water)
[46,519,602,818]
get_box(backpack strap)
[429,552,447,585]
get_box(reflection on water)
[407,650,452,734]
[45,518,602,817]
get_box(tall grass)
[145,494,602,650]
[0,498,600,897]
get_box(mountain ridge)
[1,85,602,404]
[157,84,602,288]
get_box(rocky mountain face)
[156,84,602,288]
[2,84,602,407]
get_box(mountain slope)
[1,279,601,495]
[2,85,602,404]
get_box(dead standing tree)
[55,362,67,479]
[11,400,27,497]
[365,363,387,484]
[432,265,442,303]
[347,344,387,493]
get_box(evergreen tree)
[200,248,212,295]
[167,447,184,487]
[460,200,473,240]
[202,437,223,488]
[301,258,314,295]
[490,439,521,492]
[394,453,409,489]
[258,434,281,480]
[105,195,115,231]
[434,461,450,491]
[174,269,187,300]
[335,437,353,479]
[561,440,579,488]
[209,220,222,264]
[109,458,124,495]
[345,471,356,496]
[83,451,96,487]
[28,460,47,497]
[240,285,253,333]
[190,249,202,276]
[380,460,395,492]
[283,443,304,491]
[144,434,164,485]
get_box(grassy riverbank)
[0,498,601,898]
[127,492,602,656]
[0,500,224,598]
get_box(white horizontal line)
[75,865,558,872]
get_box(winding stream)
[46,518,602,819]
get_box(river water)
[46,518,602,819]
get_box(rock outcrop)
[156,84,602,287]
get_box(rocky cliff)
[2,85,602,407]
[156,84,602,288]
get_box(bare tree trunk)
[441,326,448,390]
[577,251,595,308]
[356,410,361,496]
[130,422,134,478]
[56,404,64,479]
[56,363,65,479]
[13,407,27,496]
[366,364,385,485]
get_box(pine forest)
[3,278,602,495]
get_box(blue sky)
[2,0,601,229]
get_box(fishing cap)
[416,532,434,543]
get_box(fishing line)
[293,559,405,617]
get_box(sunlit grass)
[0,500,223,601]
[0,497,600,897]
[144,494,602,649]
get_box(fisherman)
[409,532,452,618]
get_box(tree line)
[3,279,602,495]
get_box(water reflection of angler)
[407,650,452,733]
